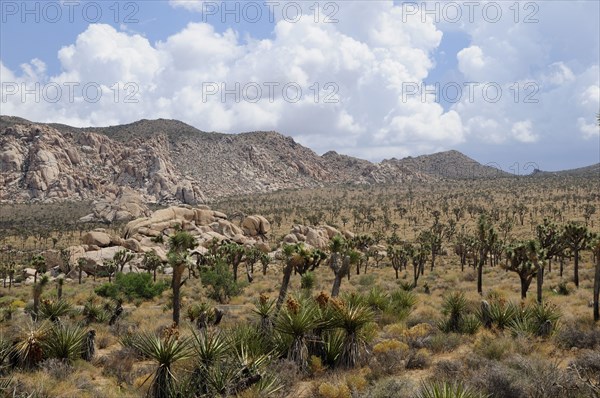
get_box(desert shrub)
[363,377,417,398]
[507,355,579,398]
[433,360,464,381]
[317,381,351,398]
[426,332,462,353]
[403,323,434,349]
[467,362,524,398]
[39,358,72,380]
[372,339,409,375]
[568,350,600,396]
[555,281,570,295]
[357,274,376,287]
[100,347,137,385]
[524,302,561,337]
[556,323,600,349]
[405,349,430,370]
[473,333,513,361]
[200,260,246,303]
[95,272,167,301]
[479,300,520,330]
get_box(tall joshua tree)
[32,275,49,321]
[535,219,565,303]
[591,235,600,322]
[563,222,592,288]
[503,240,541,300]
[276,244,326,310]
[475,215,497,295]
[30,255,46,284]
[328,235,359,297]
[167,231,197,326]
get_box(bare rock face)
[285,224,341,249]
[241,215,271,236]
[120,206,268,256]
[79,187,151,223]
[82,230,112,247]
[0,120,206,203]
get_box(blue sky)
[1,0,599,171]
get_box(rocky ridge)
[1,116,513,215]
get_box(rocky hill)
[530,163,600,178]
[0,116,517,212]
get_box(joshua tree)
[142,250,163,282]
[503,240,541,300]
[81,330,96,361]
[328,236,359,297]
[411,244,428,288]
[219,242,246,282]
[591,235,600,322]
[30,255,46,284]
[388,243,412,279]
[168,231,197,326]
[32,275,49,322]
[260,252,271,276]
[535,219,565,302]
[276,244,326,310]
[563,222,592,288]
[582,204,596,227]
[475,215,498,295]
[76,258,86,284]
[113,249,135,273]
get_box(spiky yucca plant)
[13,321,51,369]
[329,298,374,369]
[191,328,229,369]
[252,293,276,332]
[274,297,320,369]
[441,291,468,333]
[39,298,73,323]
[417,381,489,398]
[132,332,193,398]
[43,323,86,363]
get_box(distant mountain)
[1,116,590,206]
[530,163,600,178]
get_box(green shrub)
[95,272,168,301]
[358,274,376,287]
[200,260,245,304]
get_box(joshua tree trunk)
[78,268,83,284]
[573,249,580,288]
[560,256,564,277]
[594,253,600,322]
[477,258,484,295]
[172,265,184,326]
[520,275,533,300]
[331,253,351,297]
[276,262,293,311]
[536,266,544,303]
